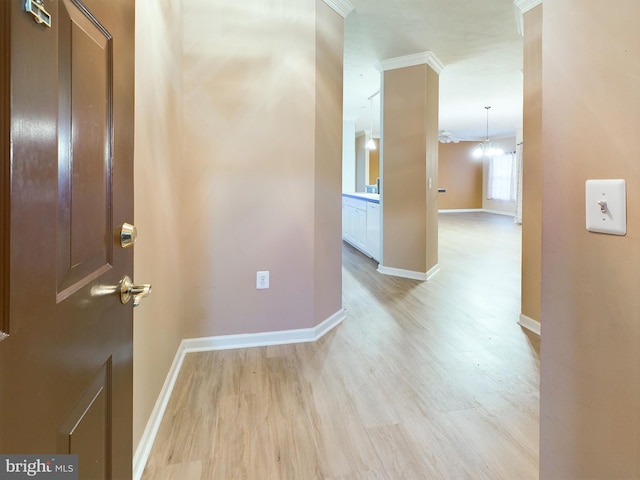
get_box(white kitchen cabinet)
[366,202,380,261]
[342,197,367,250]
[342,194,380,261]
[353,207,367,251]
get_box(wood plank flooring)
[142,212,539,479]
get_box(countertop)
[342,192,380,204]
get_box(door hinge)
[24,0,52,28]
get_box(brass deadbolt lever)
[119,275,152,307]
[120,223,138,248]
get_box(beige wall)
[355,136,379,190]
[133,0,185,449]
[438,142,483,210]
[521,5,542,324]
[368,139,380,185]
[425,66,439,270]
[342,120,356,193]
[313,0,344,326]
[355,133,366,191]
[180,0,343,338]
[381,63,438,274]
[133,0,344,453]
[540,1,640,477]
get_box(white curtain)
[487,152,517,202]
[514,143,523,224]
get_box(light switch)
[585,179,626,235]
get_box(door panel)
[0,1,135,479]
[58,360,111,480]
[57,0,114,301]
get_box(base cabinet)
[366,202,380,261]
[342,195,380,261]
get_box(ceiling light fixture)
[473,106,504,158]
[366,93,377,150]
[438,131,460,144]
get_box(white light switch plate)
[585,179,626,235]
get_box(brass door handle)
[119,275,151,306]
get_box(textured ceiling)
[343,0,524,141]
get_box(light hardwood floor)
[142,212,540,479]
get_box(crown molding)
[322,0,355,18]
[513,0,542,36]
[514,0,542,14]
[376,51,444,74]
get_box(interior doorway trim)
[0,2,10,340]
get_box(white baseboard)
[426,263,440,281]
[132,309,346,479]
[438,208,515,217]
[378,265,426,281]
[518,314,541,336]
[183,309,346,352]
[133,341,188,480]
[377,264,439,281]
[438,208,483,213]
[482,208,515,217]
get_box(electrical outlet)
[256,271,269,289]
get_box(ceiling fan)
[438,131,461,144]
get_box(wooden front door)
[1,1,136,478]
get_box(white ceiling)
[343,0,524,142]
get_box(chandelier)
[472,106,504,158]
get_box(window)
[487,153,516,202]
